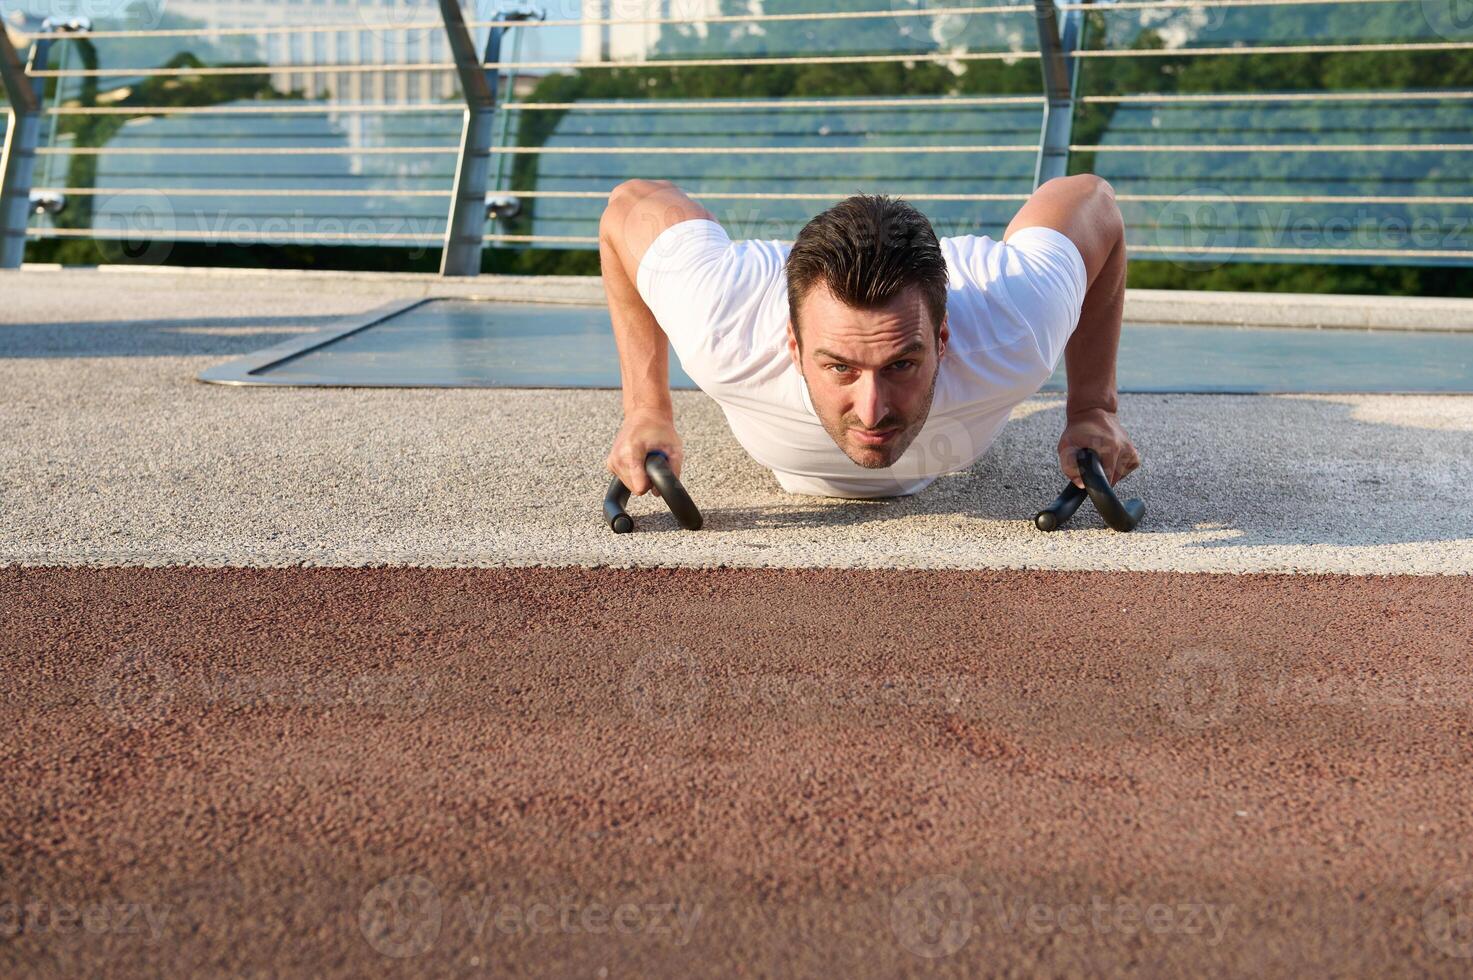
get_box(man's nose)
[852,373,891,428]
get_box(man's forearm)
[1063,226,1126,418]
[599,232,673,419]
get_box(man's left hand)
[1058,408,1140,489]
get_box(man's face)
[786,283,948,469]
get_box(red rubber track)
[3,567,1472,976]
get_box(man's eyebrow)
[812,342,925,363]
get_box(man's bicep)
[1004,174,1119,285]
[606,179,716,271]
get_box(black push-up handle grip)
[1034,482,1088,532]
[1035,448,1145,533]
[1078,448,1145,532]
[604,451,703,533]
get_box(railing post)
[437,2,542,277]
[0,28,48,269]
[1032,0,1087,187]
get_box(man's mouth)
[850,427,899,447]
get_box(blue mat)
[207,298,1473,393]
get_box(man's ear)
[786,319,801,369]
[936,314,950,361]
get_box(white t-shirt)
[636,218,1087,498]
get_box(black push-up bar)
[603,448,1140,534]
[1035,448,1145,532]
[603,451,703,533]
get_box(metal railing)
[1,0,1470,272]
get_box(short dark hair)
[785,194,948,346]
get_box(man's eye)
[827,364,851,374]
[888,360,916,372]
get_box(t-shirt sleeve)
[634,217,788,388]
[948,225,1088,375]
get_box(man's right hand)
[607,410,683,496]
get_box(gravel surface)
[3,269,1472,573]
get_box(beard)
[804,365,940,470]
